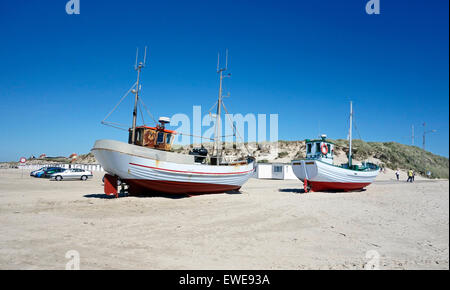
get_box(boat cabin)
[305,134,335,164]
[129,117,177,151]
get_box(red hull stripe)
[308,181,371,192]
[125,179,241,195]
[129,162,255,175]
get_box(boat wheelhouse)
[304,135,335,165]
[129,118,177,152]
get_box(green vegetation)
[294,151,305,159]
[78,153,92,158]
[278,151,289,158]
[334,139,449,179]
[258,159,269,163]
[41,157,69,163]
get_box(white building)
[256,163,298,180]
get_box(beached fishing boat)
[92,49,255,196]
[291,102,379,192]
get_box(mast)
[213,49,230,159]
[215,68,223,156]
[348,101,353,167]
[130,47,147,144]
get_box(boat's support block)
[304,179,312,193]
[104,174,118,198]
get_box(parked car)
[50,168,93,181]
[32,167,64,178]
[42,167,66,178]
[30,167,47,177]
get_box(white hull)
[291,159,379,191]
[92,140,256,194]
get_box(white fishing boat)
[291,102,379,192]
[92,49,255,196]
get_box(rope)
[139,97,158,125]
[101,82,136,124]
[207,101,218,114]
[138,99,146,126]
[221,101,252,156]
[353,112,363,141]
[101,80,159,130]
[178,132,214,141]
[101,121,129,131]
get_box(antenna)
[216,49,229,73]
[135,47,148,70]
[225,48,228,71]
[217,52,220,72]
[143,46,148,67]
[135,47,139,70]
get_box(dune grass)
[334,139,449,179]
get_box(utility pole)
[412,125,414,146]
[422,122,437,151]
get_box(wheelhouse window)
[166,133,172,144]
[307,143,312,154]
[135,128,143,144]
[157,132,165,144]
[315,143,320,153]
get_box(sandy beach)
[0,168,448,270]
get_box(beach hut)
[256,163,298,180]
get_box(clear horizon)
[0,0,448,162]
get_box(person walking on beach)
[412,171,416,182]
[395,169,400,181]
[407,169,413,182]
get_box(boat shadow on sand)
[278,188,307,194]
[83,190,243,200]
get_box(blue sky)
[0,0,448,161]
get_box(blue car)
[33,167,65,178]
[31,167,47,177]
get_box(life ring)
[321,144,329,155]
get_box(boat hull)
[291,159,378,192]
[125,179,241,194]
[305,180,371,192]
[92,140,255,195]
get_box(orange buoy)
[321,144,328,155]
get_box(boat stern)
[291,159,318,182]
